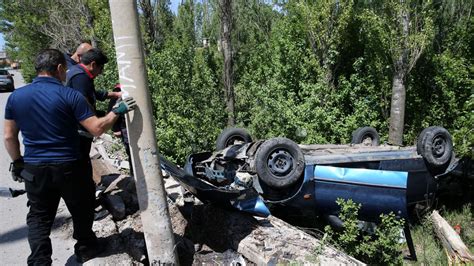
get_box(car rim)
[432,135,446,158]
[267,149,293,176]
[225,136,243,146]
[362,135,373,145]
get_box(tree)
[139,0,158,50]
[39,0,96,52]
[0,1,50,81]
[2,0,471,163]
[0,0,99,81]
[407,0,474,156]
[219,0,235,126]
[138,0,174,51]
[294,0,354,89]
[379,0,434,145]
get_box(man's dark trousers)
[24,160,96,265]
[79,135,93,181]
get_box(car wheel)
[351,127,380,146]
[416,126,453,167]
[216,127,253,150]
[255,137,304,189]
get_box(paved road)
[0,70,79,265]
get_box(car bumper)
[0,83,14,91]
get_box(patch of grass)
[443,204,474,254]
[408,217,447,265]
[408,204,473,265]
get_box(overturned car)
[163,126,457,217]
[160,126,461,258]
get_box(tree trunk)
[220,0,235,126]
[388,70,406,145]
[81,1,97,47]
[139,0,157,51]
[431,210,474,263]
[388,2,409,145]
[154,0,165,48]
[325,65,335,91]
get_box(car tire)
[216,127,253,150]
[351,127,380,146]
[416,126,453,167]
[255,137,304,189]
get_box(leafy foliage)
[0,1,50,82]
[1,2,472,262]
[324,198,405,265]
[0,0,472,163]
[147,37,225,161]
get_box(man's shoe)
[75,243,105,263]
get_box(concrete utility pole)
[108,1,178,264]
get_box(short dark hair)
[80,48,108,66]
[35,49,66,74]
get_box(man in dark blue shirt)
[66,48,122,201]
[4,49,137,264]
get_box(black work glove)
[111,97,137,115]
[9,157,24,183]
[10,188,26,197]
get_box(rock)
[116,214,147,263]
[120,160,130,170]
[125,178,137,193]
[100,134,114,143]
[194,249,247,265]
[103,194,126,220]
[96,144,113,164]
[103,174,129,194]
[91,156,120,184]
[93,215,117,237]
[89,147,101,159]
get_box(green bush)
[324,198,405,265]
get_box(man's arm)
[80,112,118,137]
[4,119,21,160]
[79,97,137,137]
[95,89,121,101]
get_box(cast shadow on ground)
[65,228,147,265]
[174,203,263,265]
[0,215,69,245]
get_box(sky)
[170,0,180,14]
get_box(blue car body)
[160,142,451,221]
[276,165,408,221]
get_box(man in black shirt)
[67,48,121,111]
